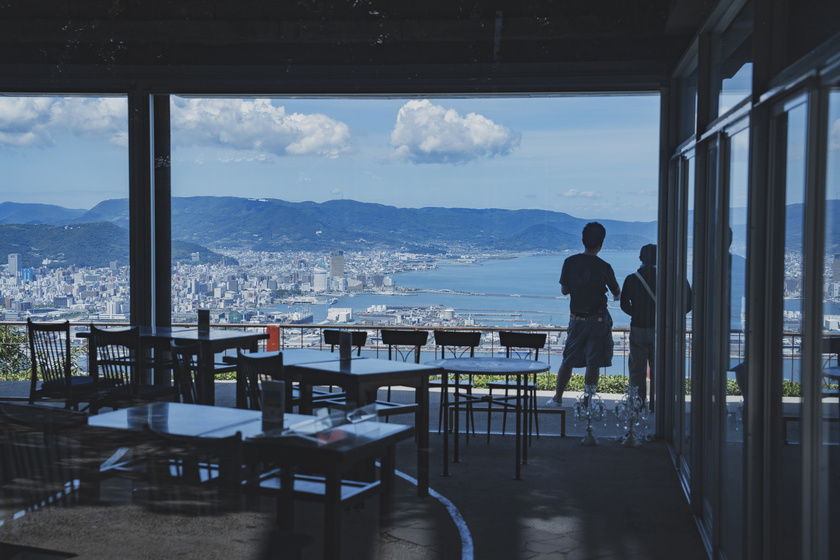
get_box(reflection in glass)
[721,125,749,559]
[683,153,696,464]
[823,88,840,558]
[779,99,807,558]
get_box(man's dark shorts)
[561,313,614,368]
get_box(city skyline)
[0,95,661,222]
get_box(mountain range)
[2,197,835,271]
[1,196,657,259]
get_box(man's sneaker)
[544,396,563,407]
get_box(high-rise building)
[8,253,21,277]
[834,254,840,282]
[329,250,345,278]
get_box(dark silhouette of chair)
[26,319,95,411]
[319,329,418,420]
[432,330,481,435]
[381,329,428,364]
[323,329,367,356]
[381,329,428,398]
[169,340,200,404]
[234,349,293,412]
[486,331,546,442]
[319,329,368,401]
[88,326,177,413]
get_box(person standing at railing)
[620,244,658,410]
[546,222,621,407]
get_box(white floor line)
[386,465,474,560]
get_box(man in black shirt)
[546,222,621,406]
[620,244,657,406]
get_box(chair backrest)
[27,319,72,391]
[323,329,367,356]
[433,330,481,359]
[499,331,546,360]
[235,349,285,411]
[381,330,429,363]
[170,340,200,404]
[89,326,140,395]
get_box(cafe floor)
[0,381,707,560]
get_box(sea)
[311,251,645,328]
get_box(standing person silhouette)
[620,244,657,409]
[546,222,621,407]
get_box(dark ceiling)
[0,0,716,94]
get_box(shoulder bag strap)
[634,271,656,304]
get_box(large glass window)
[0,95,129,325]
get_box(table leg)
[515,373,522,480]
[453,373,461,463]
[324,464,342,560]
[198,342,215,406]
[381,444,396,520]
[417,377,430,496]
[441,373,450,477]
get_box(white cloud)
[171,98,352,159]
[389,99,520,164]
[563,189,601,199]
[0,97,127,147]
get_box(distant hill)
[78,196,658,252]
[0,222,231,269]
[0,202,87,225]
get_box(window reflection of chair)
[89,326,177,414]
[784,336,840,444]
[27,319,95,411]
[143,425,245,514]
[0,402,87,517]
[235,349,293,412]
[487,331,546,442]
[822,336,840,421]
[432,330,481,435]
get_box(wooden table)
[284,356,442,498]
[88,402,413,560]
[425,357,550,480]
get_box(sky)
[0,95,663,221]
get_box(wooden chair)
[432,330,481,435]
[323,329,367,356]
[26,319,95,411]
[486,331,546,442]
[88,326,177,413]
[320,329,418,420]
[169,340,200,404]
[234,349,293,412]
[318,329,368,400]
